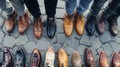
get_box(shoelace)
[14,62,23,67]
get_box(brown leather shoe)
[63,13,74,37]
[5,11,17,33]
[112,52,120,67]
[96,11,106,34]
[75,12,84,35]
[33,17,43,39]
[99,51,109,67]
[18,11,29,34]
[30,48,41,67]
[2,48,13,67]
[58,48,68,67]
[84,48,96,67]
[72,51,82,67]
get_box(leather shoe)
[63,13,74,37]
[108,15,118,36]
[96,11,106,34]
[14,47,26,67]
[86,13,96,36]
[34,17,43,39]
[44,47,55,67]
[30,48,41,67]
[72,51,82,67]
[75,12,84,35]
[84,48,96,67]
[5,11,17,33]
[18,11,29,34]
[99,51,109,67]
[46,17,56,39]
[2,48,13,67]
[58,48,68,67]
[112,52,120,67]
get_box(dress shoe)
[30,48,41,67]
[84,48,96,67]
[46,17,56,39]
[72,51,82,67]
[75,12,84,35]
[86,13,96,36]
[58,48,68,67]
[112,52,120,67]
[14,47,26,67]
[108,15,118,36]
[34,17,43,39]
[63,13,74,37]
[96,11,106,34]
[44,47,55,67]
[99,51,109,67]
[2,48,13,67]
[5,11,17,33]
[18,11,29,34]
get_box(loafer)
[2,48,13,67]
[72,51,82,67]
[63,13,74,37]
[58,48,68,67]
[14,47,26,67]
[44,47,55,67]
[30,48,41,67]
[86,13,96,36]
[96,11,106,34]
[108,15,118,36]
[5,11,17,33]
[18,11,29,34]
[75,12,84,35]
[112,52,120,67]
[84,48,96,67]
[34,17,43,39]
[46,17,56,39]
[99,51,109,67]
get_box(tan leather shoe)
[112,52,120,67]
[63,13,74,37]
[5,11,17,33]
[72,51,82,67]
[84,48,96,67]
[30,48,41,67]
[75,12,84,35]
[33,16,43,39]
[99,51,109,67]
[18,11,29,34]
[44,47,55,67]
[58,48,68,67]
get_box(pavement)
[0,0,120,67]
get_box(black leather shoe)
[46,17,56,39]
[108,15,118,36]
[14,47,26,67]
[86,13,96,36]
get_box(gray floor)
[0,0,120,67]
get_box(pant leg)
[66,0,76,16]
[0,0,14,15]
[44,0,58,18]
[9,0,26,16]
[23,0,41,19]
[104,0,120,18]
[77,0,92,15]
[91,0,106,16]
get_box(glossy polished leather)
[86,13,96,36]
[84,48,96,67]
[14,47,26,67]
[30,48,41,67]
[46,17,56,39]
[112,52,120,67]
[2,48,13,67]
